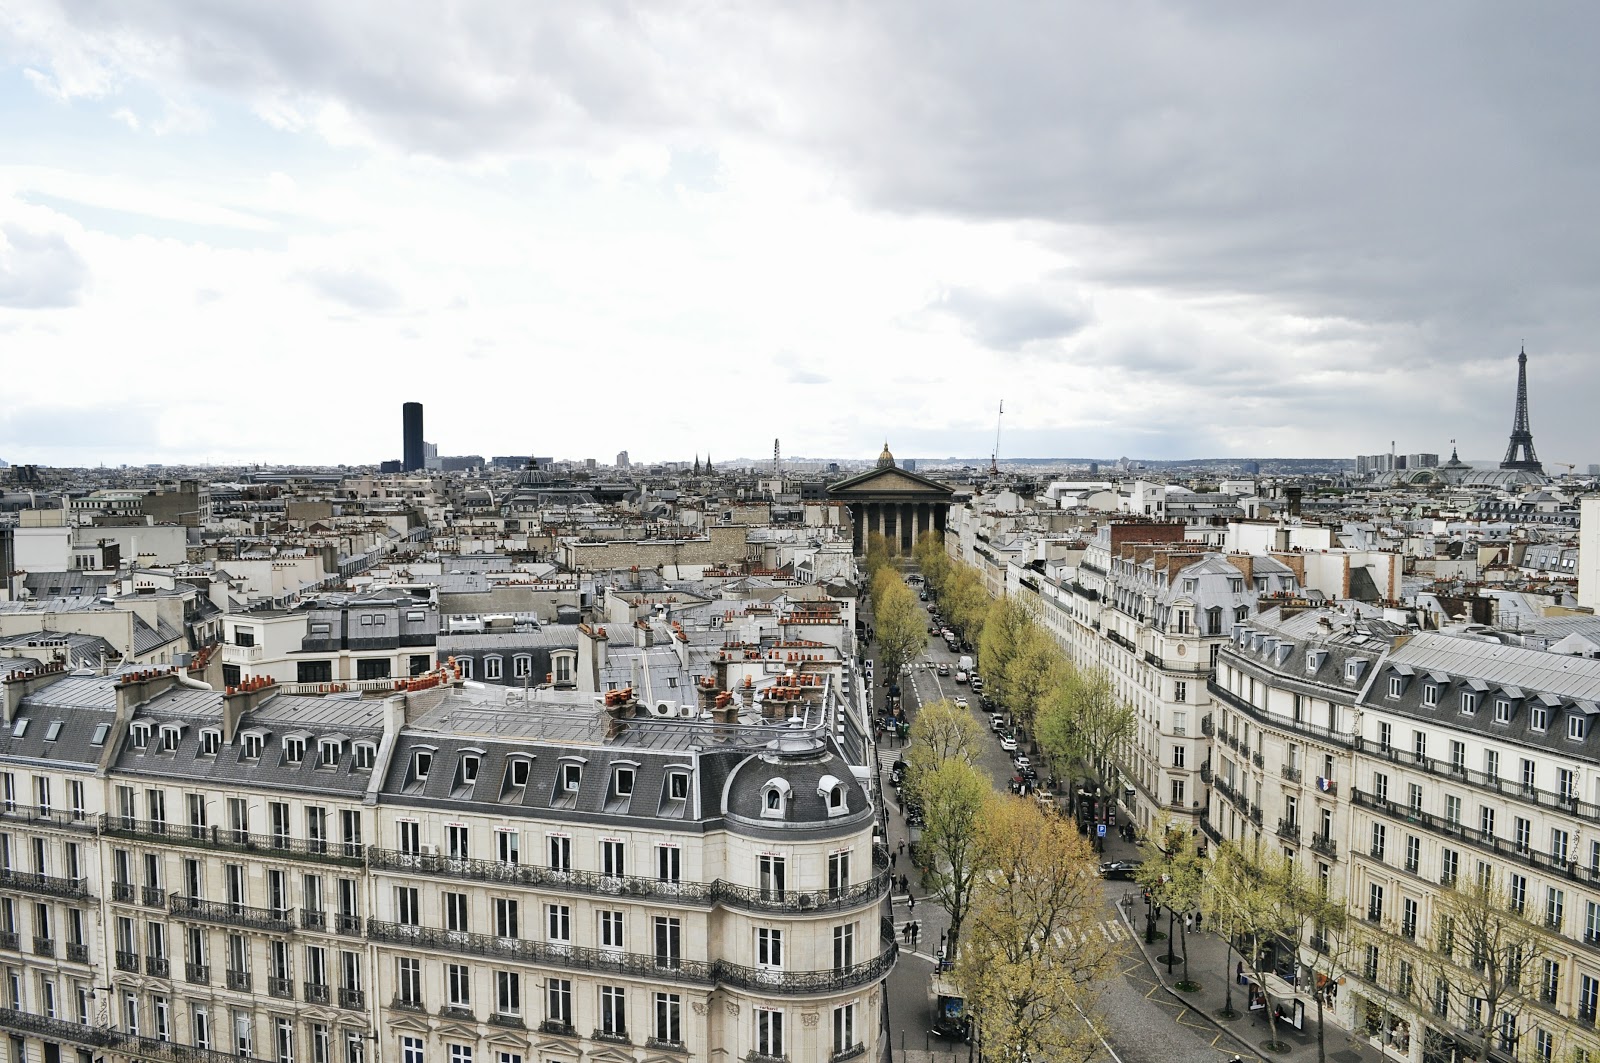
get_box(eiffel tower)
[1499,346,1544,473]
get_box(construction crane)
[989,400,1003,476]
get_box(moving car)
[1098,860,1141,880]
[954,671,968,684]
[954,697,968,710]
[937,663,950,676]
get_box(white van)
[957,655,974,673]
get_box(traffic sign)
[1096,824,1107,838]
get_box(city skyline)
[4,5,1600,466]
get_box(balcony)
[304,982,330,1005]
[1251,752,1264,769]
[594,1029,631,1045]
[222,643,265,664]
[1280,766,1302,784]
[648,1038,689,1054]
[111,1034,252,1063]
[225,969,251,992]
[145,955,169,978]
[115,950,140,972]
[1208,681,1357,748]
[391,996,425,1013]
[338,988,365,1010]
[365,846,891,916]
[100,816,363,867]
[366,919,898,996]
[31,936,53,958]
[112,882,135,903]
[832,1045,868,1063]
[0,807,95,834]
[335,913,363,936]
[67,942,89,963]
[1200,715,1215,737]
[186,962,209,985]
[1276,820,1301,843]
[141,885,167,908]
[540,1020,577,1037]
[301,909,326,931]
[0,932,14,952]
[488,1013,524,1029]
[0,1008,113,1049]
[0,868,91,901]
[1310,834,1338,858]
[169,895,295,934]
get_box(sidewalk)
[1098,827,1390,1063]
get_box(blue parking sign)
[1096,824,1107,838]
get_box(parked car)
[954,671,968,684]
[954,697,968,710]
[970,676,985,692]
[1012,755,1030,771]
[999,734,1017,752]
[1098,860,1141,880]
[990,714,1005,731]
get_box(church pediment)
[828,467,954,498]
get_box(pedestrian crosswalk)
[1052,918,1127,949]
[878,747,903,771]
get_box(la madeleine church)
[826,443,954,555]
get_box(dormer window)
[91,724,109,747]
[199,730,221,757]
[353,743,376,770]
[318,741,341,768]
[1531,706,1549,733]
[243,734,263,760]
[508,759,531,788]
[285,737,306,765]
[761,779,792,820]
[561,763,582,793]
[414,751,433,780]
[818,774,848,816]
[1388,676,1404,699]
[1422,684,1439,708]
[129,723,149,750]
[1568,715,1587,741]
[461,756,480,784]
[614,767,635,797]
[160,725,182,752]
[668,772,690,801]
[43,721,62,742]
[1460,693,1478,716]
[1495,699,1513,723]
[485,656,503,681]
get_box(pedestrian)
[908,893,916,912]
[898,840,906,858]
[889,850,898,870]
[913,922,921,945]
[1184,913,1192,932]
[900,874,910,894]
[1237,961,1246,986]
[903,922,913,944]
[1195,911,1204,931]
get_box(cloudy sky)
[3,2,1599,468]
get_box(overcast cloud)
[2,2,1598,465]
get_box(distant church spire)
[1499,346,1544,473]
[693,455,701,475]
[704,454,712,473]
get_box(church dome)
[876,441,895,469]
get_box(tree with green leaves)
[955,797,1116,1063]
[1270,860,1352,1063]
[1135,813,1208,985]
[871,572,927,683]
[906,698,986,782]
[909,758,994,954]
[913,531,951,594]
[1204,841,1301,1052]
[944,563,991,647]
[1035,666,1134,787]
[863,531,892,586]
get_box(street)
[872,593,1268,1063]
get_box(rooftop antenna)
[990,400,1003,476]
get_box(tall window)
[495,971,520,1018]
[446,963,470,1009]
[546,978,572,1028]
[546,904,571,944]
[397,958,422,1007]
[598,910,623,950]
[756,927,784,968]
[494,899,519,940]
[654,916,681,970]
[654,993,682,1045]
[400,1038,424,1063]
[833,1003,857,1055]
[833,924,855,971]
[599,985,627,1036]
[828,852,852,899]
[755,1009,784,1057]
[758,855,786,900]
